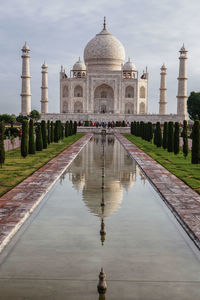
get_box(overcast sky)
[0,0,200,115]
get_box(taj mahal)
[20,18,188,123]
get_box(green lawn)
[0,133,84,197]
[124,134,200,195]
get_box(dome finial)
[103,16,106,30]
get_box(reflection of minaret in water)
[100,217,106,245]
[100,135,106,245]
[101,136,105,207]
[97,267,107,298]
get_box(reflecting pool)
[0,135,200,299]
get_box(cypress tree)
[191,120,200,164]
[139,121,143,137]
[36,124,43,151]
[153,123,157,146]
[0,121,5,167]
[74,121,77,135]
[50,121,54,143]
[65,121,69,137]
[174,122,180,155]
[148,122,153,142]
[28,119,35,154]
[182,120,188,159]
[168,122,174,152]
[69,120,73,136]
[131,122,134,134]
[133,121,137,135]
[58,121,61,140]
[156,122,162,147]
[47,120,51,144]
[41,120,47,149]
[136,122,140,136]
[54,121,59,143]
[61,123,64,139]
[145,123,148,141]
[163,122,168,150]
[21,120,28,158]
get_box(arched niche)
[74,101,83,113]
[125,86,134,98]
[74,85,83,97]
[139,102,145,114]
[140,86,145,98]
[125,103,134,114]
[63,85,68,98]
[94,84,114,113]
[63,101,68,113]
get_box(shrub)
[65,121,69,137]
[0,121,5,167]
[191,120,200,164]
[28,119,35,154]
[174,122,180,155]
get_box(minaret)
[41,62,48,113]
[21,43,31,115]
[159,64,167,114]
[177,44,188,117]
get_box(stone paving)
[115,133,200,249]
[0,133,92,252]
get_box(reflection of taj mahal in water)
[64,135,146,219]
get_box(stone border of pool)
[0,133,93,253]
[115,133,200,250]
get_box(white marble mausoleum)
[20,18,188,123]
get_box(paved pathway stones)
[0,133,93,252]
[115,133,200,249]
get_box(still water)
[0,135,200,299]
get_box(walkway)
[116,133,200,248]
[0,133,92,252]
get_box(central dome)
[84,20,125,71]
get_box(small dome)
[73,58,86,71]
[42,62,48,68]
[180,43,188,53]
[84,19,125,71]
[161,63,166,70]
[22,42,30,52]
[123,58,137,71]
